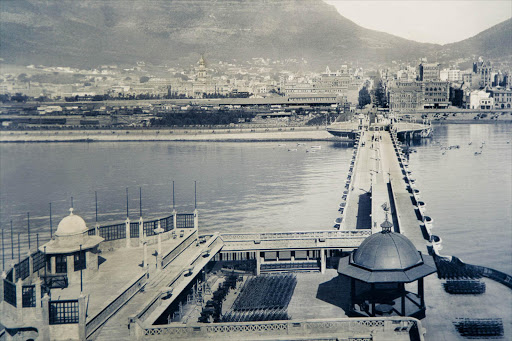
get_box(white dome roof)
[55,208,88,236]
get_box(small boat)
[278,144,287,147]
[310,145,322,149]
[468,142,472,145]
[474,151,482,155]
[288,149,297,152]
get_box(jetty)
[1,115,510,341]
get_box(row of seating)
[232,274,297,311]
[453,318,504,337]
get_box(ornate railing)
[4,279,16,307]
[85,272,147,338]
[141,317,422,340]
[176,214,194,228]
[49,299,79,324]
[15,257,30,281]
[32,250,45,273]
[98,223,126,241]
[221,230,371,241]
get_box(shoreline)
[1,120,511,143]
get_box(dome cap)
[55,208,88,237]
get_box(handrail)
[85,272,147,338]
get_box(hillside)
[0,0,508,68]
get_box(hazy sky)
[325,0,512,44]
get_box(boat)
[310,145,321,149]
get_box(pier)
[1,116,511,341]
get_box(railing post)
[143,241,148,269]
[41,294,50,340]
[155,222,163,270]
[28,251,34,277]
[78,294,86,340]
[255,252,261,276]
[95,222,100,236]
[138,217,144,247]
[11,261,16,281]
[125,217,131,248]
[194,209,199,231]
[172,209,177,230]
[35,277,42,316]
[16,278,23,321]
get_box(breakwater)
[0,127,341,143]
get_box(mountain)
[0,0,508,68]
[442,18,512,59]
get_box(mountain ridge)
[0,0,509,68]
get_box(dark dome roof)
[353,231,421,270]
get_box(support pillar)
[419,278,425,309]
[138,217,144,247]
[401,283,406,316]
[320,249,326,274]
[172,209,177,231]
[255,252,261,276]
[371,283,375,317]
[95,223,100,236]
[350,278,355,312]
[50,256,56,275]
[41,294,50,341]
[35,277,42,317]
[78,294,86,340]
[16,278,22,321]
[125,217,131,248]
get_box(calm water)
[405,123,512,274]
[0,124,511,274]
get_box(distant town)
[0,54,511,129]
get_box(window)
[55,255,67,274]
[73,251,86,272]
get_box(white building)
[466,90,494,110]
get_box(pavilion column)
[371,283,375,317]
[401,283,406,316]
[255,252,261,276]
[320,249,326,274]
[419,278,425,309]
[350,278,355,312]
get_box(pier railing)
[220,230,371,241]
[133,317,424,340]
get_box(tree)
[373,80,388,108]
[358,86,371,108]
[139,76,150,83]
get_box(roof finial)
[69,207,74,216]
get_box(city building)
[419,62,440,82]
[388,81,423,111]
[421,81,450,109]
[473,57,493,88]
[440,68,462,82]
[487,88,512,109]
[465,90,494,110]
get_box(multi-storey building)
[419,63,440,81]
[487,89,512,109]
[421,81,450,109]
[388,81,423,111]
[440,69,462,82]
[473,57,493,88]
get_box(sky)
[325,0,512,45]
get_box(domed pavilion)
[40,208,104,286]
[338,225,436,319]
